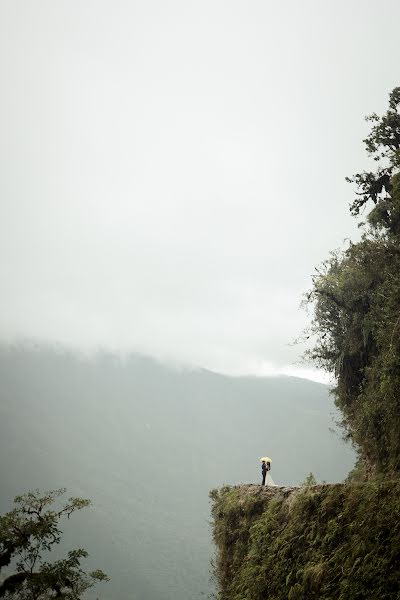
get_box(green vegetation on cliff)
[211,483,400,600]
[305,87,400,477]
[210,88,400,599]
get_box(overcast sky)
[1,1,399,381]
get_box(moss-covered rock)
[210,483,400,599]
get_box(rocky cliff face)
[210,482,400,599]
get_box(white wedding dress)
[265,472,276,486]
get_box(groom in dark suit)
[261,460,267,485]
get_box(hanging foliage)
[306,89,400,477]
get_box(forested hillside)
[306,87,400,478]
[210,88,400,599]
[0,346,353,600]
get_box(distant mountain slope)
[0,345,355,600]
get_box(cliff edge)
[210,482,400,599]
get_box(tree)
[305,88,400,477]
[301,473,317,487]
[346,86,400,234]
[0,489,108,599]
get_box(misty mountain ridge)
[0,344,355,600]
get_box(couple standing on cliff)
[261,458,275,486]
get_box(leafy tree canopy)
[306,88,400,477]
[0,489,108,599]
[346,86,400,234]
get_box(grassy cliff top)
[210,481,400,600]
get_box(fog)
[1,0,399,378]
[0,347,356,599]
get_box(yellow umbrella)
[260,457,272,462]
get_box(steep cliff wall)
[210,483,400,599]
[210,89,400,600]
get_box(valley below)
[0,345,355,600]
